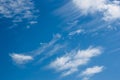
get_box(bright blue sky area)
[0,0,120,80]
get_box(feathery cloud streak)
[10,53,33,64]
[0,0,38,22]
[49,47,103,76]
[73,0,120,21]
[81,66,104,80]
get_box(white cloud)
[49,46,103,76]
[38,43,67,63]
[29,21,38,25]
[69,29,83,36]
[9,34,63,65]
[103,3,120,21]
[33,34,61,56]
[62,68,78,77]
[10,53,33,64]
[72,0,120,21]
[0,0,37,22]
[81,66,104,80]
[73,0,106,14]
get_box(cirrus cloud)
[72,0,120,21]
[49,46,103,76]
[81,66,104,80]
[10,53,33,64]
[0,0,38,22]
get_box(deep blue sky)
[0,0,120,80]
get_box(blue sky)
[0,0,120,80]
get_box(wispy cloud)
[72,0,120,21]
[80,66,104,80]
[37,43,67,63]
[10,53,33,64]
[33,34,62,56]
[49,46,103,76]
[68,29,84,36]
[9,34,65,65]
[0,0,38,22]
[53,0,120,36]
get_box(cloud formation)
[73,0,120,21]
[0,0,37,22]
[10,53,33,64]
[49,46,102,76]
[81,66,104,80]
[69,29,83,36]
[9,34,65,65]
[33,34,62,56]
